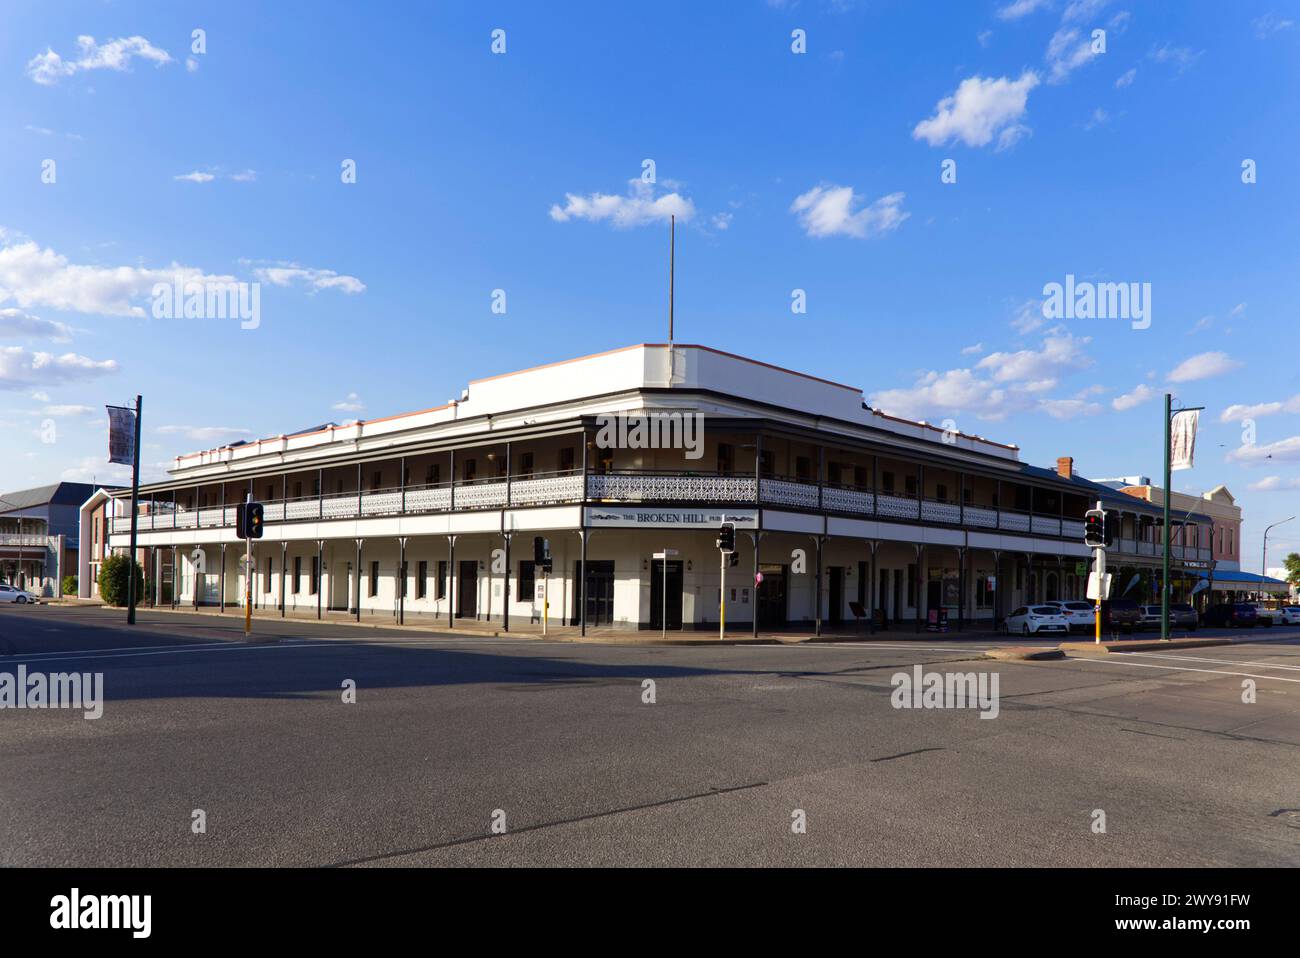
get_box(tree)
[97,554,144,607]
[61,575,78,596]
[1284,552,1300,586]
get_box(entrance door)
[648,559,683,630]
[331,560,352,611]
[574,560,615,627]
[756,563,787,630]
[879,568,890,624]
[457,559,477,618]
[892,569,902,623]
[828,567,844,625]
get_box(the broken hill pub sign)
[584,507,758,530]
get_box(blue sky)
[2,0,1298,567]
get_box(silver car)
[0,583,40,604]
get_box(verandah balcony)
[107,468,1168,552]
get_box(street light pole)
[1162,395,1204,640]
[1262,515,1295,602]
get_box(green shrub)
[97,554,144,607]
[61,574,78,596]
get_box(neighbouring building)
[0,482,99,597]
[82,343,1221,631]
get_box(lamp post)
[1262,516,1294,603]
[1161,395,1204,640]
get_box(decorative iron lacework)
[877,493,920,519]
[999,512,1031,532]
[922,500,960,524]
[588,474,757,502]
[760,478,819,509]
[512,474,583,504]
[454,481,508,509]
[822,486,873,515]
[964,505,997,528]
[405,486,452,513]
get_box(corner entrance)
[648,559,683,630]
[574,560,615,627]
[756,563,787,629]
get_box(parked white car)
[1043,600,1096,632]
[1249,604,1282,627]
[1006,605,1070,636]
[0,583,40,604]
[1279,606,1300,626]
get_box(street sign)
[1086,571,1113,601]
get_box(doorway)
[574,560,615,626]
[457,559,477,618]
[331,560,352,611]
[828,566,844,625]
[756,563,787,630]
[648,559,684,630]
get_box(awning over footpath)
[1198,569,1292,594]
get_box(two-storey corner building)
[1,482,100,597]
[80,344,1219,633]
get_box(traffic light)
[728,551,740,568]
[247,502,264,539]
[716,522,735,553]
[533,536,552,573]
[1084,508,1108,548]
[237,501,265,539]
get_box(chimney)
[1056,456,1074,479]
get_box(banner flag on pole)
[106,405,136,466]
[1170,409,1200,471]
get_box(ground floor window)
[417,560,428,599]
[264,557,272,594]
[437,560,448,599]
[369,561,379,597]
[975,571,993,608]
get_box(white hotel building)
[80,344,1218,634]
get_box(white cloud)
[1063,0,1112,21]
[60,456,133,484]
[254,264,366,294]
[1253,13,1296,38]
[1046,27,1101,83]
[157,424,252,442]
[1248,476,1300,491]
[1112,384,1155,411]
[186,56,200,72]
[1083,106,1109,130]
[977,30,994,48]
[332,392,364,413]
[229,170,257,183]
[0,346,118,389]
[1219,396,1300,423]
[997,0,1049,20]
[174,171,215,183]
[1039,398,1102,419]
[913,72,1039,149]
[549,179,695,228]
[0,308,73,342]
[868,331,1092,422]
[1149,43,1203,72]
[977,330,1093,383]
[789,185,908,239]
[27,35,173,86]
[1115,67,1136,88]
[1011,298,1045,334]
[41,403,96,416]
[961,343,984,355]
[1167,351,1243,383]
[1228,436,1300,465]
[0,233,237,318]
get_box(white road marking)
[1119,651,1300,671]
[1074,656,1300,684]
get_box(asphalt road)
[1,604,1297,867]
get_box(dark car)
[1102,598,1142,633]
[1202,603,1258,628]
[1139,603,1199,631]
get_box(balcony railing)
[109,470,1197,554]
[0,534,55,548]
